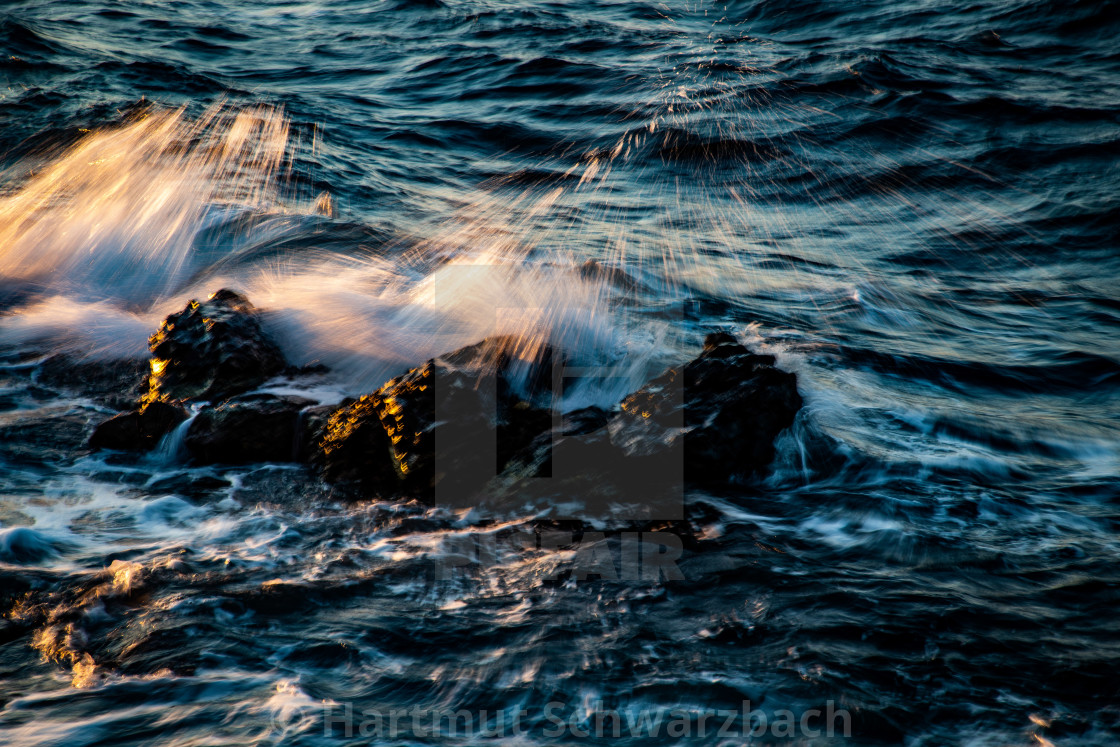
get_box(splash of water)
[0,102,681,402]
[0,102,292,307]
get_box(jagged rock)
[497,401,554,472]
[500,405,611,479]
[184,394,314,465]
[297,403,344,462]
[490,333,801,517]
[314,394,398,489]
[493,403,680,519]
[317,360,494,498]
[576,258,643,293]
[88,401,188,452]
[315,336,555,500]
[146,289,286,403]
[314,331,798,511]
[438,335,559,407]
[610,331,801,485]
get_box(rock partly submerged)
[313,336,555,500]
[315,331,803,508]
[611,331,801,485]
[89,289,289,453]
[86,290,803,510]
[487,333,801,516]
[184,394,315,465]
[146,288,286,404]
[89,401,188,452]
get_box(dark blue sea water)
[0,1,1118,745]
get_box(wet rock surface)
[493,410,681,520]
[184,394,315,465]
[314,393,397,490]
[87,289,298,453]
[146,288,286,404]
[489,333,802,517]
[314,332,802,509]
[229,465,343,509]
[79,291,802,513]
[297,403,342,462]
[144,472,233,501]
[88,401,188,452]
[315,336,556,501]
[611,331,802,485]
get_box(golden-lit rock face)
[619,367,680,423]
[149,358,168,378]
[318,393,399,488]
[314,336,557,501]
[317,361,439,493]
[377,363,437,481]
[145,289,286,404]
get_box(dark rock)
[500,406,612,479]
[314,332,799,512]
[314,336,555,500]
[184,394,314,465]
[90,469,152,486]
[36,356,148,411]
[318,360,492,498]
[314,394,397,489]
[611,333,800,485]
[439,335,559,407]
[287,362,330,376]
[89,401,188,452]
[702,331,738,347]
[146,289,286,403]
[497,402,554,471]
[559,406,612,436]
[699,331,776,364]
[487,337,799,519]
[296,404,343,462]
[494,406,679,519]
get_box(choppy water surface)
[0,1,1118,745]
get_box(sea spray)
[0,103,686,404]
[0,103,291,306]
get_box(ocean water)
[0,1,1118,745]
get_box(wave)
[0,103,686,401]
